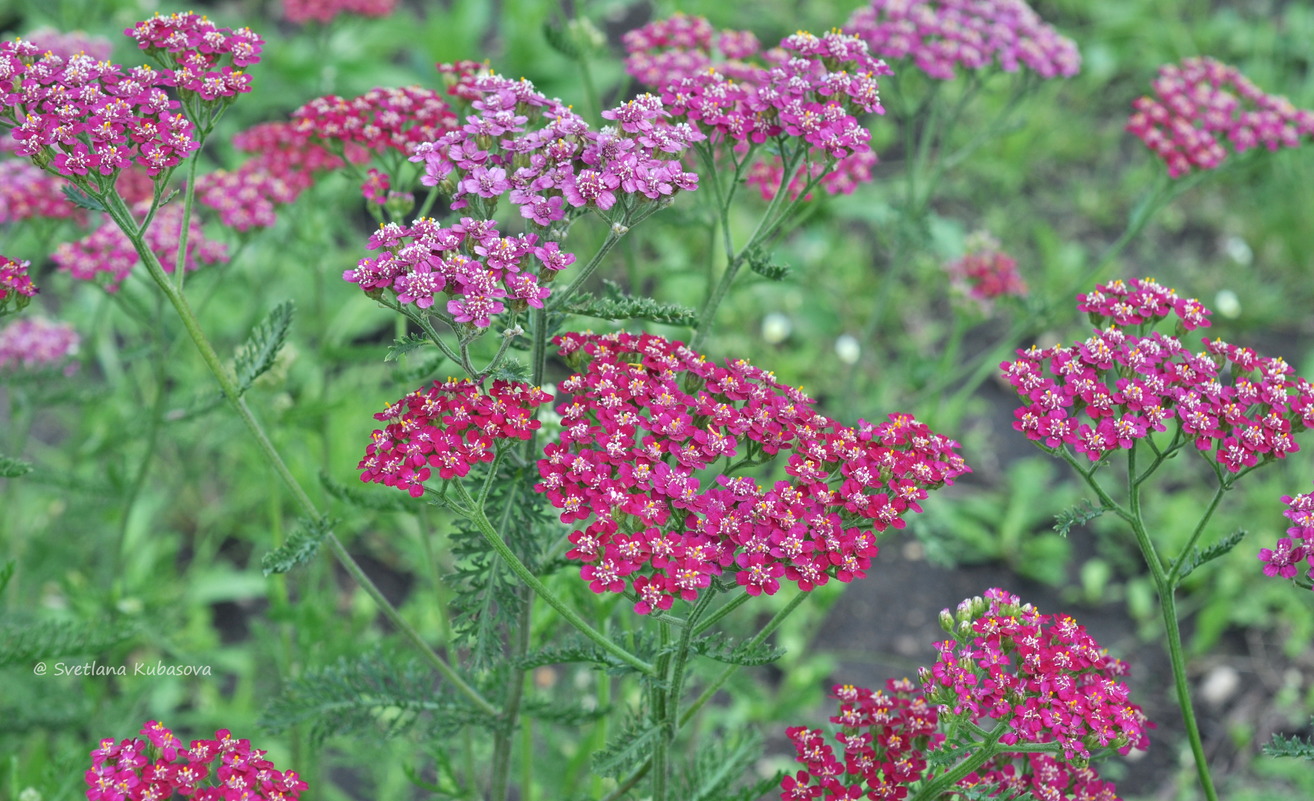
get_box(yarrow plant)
[85,721,306,801]
[782,589,1148,800]
[536,331,968,613]
[1127,57,1314,178]
[0,255,38,314]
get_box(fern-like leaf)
[686,632,785,667]
[674,728,766,801]
[593,709,660,778]
[62,184,106,212]
[0,618,137,667]
[320,470,411,513]
[1177,529,1247,581]
[260,650,488,745]
[385,332,432,362]
[485,358,530,384]
[1264,721,1314,760]
[260,516,334,576]
[235,301,295,393]
[746,247,790,280]
[0,454,33,478]
[562,280,697,327]
[1053,499,1105,537]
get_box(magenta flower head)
[844,0,1081,81]
[783,590,1146,800]
[283,0,399,25]
[53,201,228,291]
[1128,57,1314,178]
[1003,277,1314,471]
[0,158,87,224]
[945,230,1027,312]
[85,720,306,801]
[1263,487,1314,587]
[535,332,968,614]
[0,255,38,315]
[21,26,114,61]
[292,85,458,157]
[0,316,79,373]
[125,12,264,99]
[358,379,552,498]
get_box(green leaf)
[0,454,33,478]
[520,695,608,727]
[1264,721,1314,760]
[1177,528,1247,581]
[674,728,767,801]
[593,711,660,778]
[746,247,790,280]
[260,516,334,576]
[320,470,411,513]
[1053,499,1105,537]
[385,332,433,362]
[541,20,581,58]
[61,184,106,212]
[561,280,697,327]
[687,632,785,667]
[235,301,295,393]
[0,618,137,667]
[0,560,13,596]
[485,358,530,384]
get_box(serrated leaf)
[674,728,766,801]
[485,358,530,384]
[520,695,608,727]
[593,711,660,778]
[260,516,334,576]
[561,281,697,327]
[1053,499,1105,537]
[320,470,411,513]
[541,21,581,58]
[235,301,295,393]
[746,248,790,280]
[1177,529,1247,581]
[0,454,34,478]
[385,332,433,362]
[687,633,785,667]
[0,618,137,667]
[62,184,106,212]
[1263,721,1314,760]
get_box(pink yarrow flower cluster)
[1003,278,1314,470]
[344,216,572,326]
[624,20,891,200]
[1,39,197,180]
[1,255,38,314]
[535,332,969,614]
[0,157,85,223]
[0,316,79,372]
[358,379,551,497]
[844,0,1081,81]
[946,230,1027,311]
[1127,57,1314,178]
[293,85,457,157]
[20,26,113,61]
[124,12,263,101]
[283,0,399,25]
[411,71,701,223]
[52,202,228,291]
[927,589,1151,762]
[1263,487,1314,586]
[85,720,306,801]
[782,589,1146,801]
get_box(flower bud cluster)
[1263,487,1314,586]
[85,720,306,801]
[535,332,969,614]
[0,255,38,314]
[623,18,891,201]
[928,588,1151,761]
[343,216,574,326]
[1003,277,1314,469]
[1127,57,1314,178]
[410,71,701,224]
[358,380,552,498]
[292,85,457,156]
[782,590,1144,800]
[945,230,1027,310]
[283,0,399,25]
[52,201,228,291]
[124,12,263,100]
[843,0,1081,81]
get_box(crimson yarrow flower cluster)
[411,72,701,224]
[0,255,37,314]
[358,379,551,498]
[283,0,399,25]
[344,216,572,326]
[624,21,890,200]
[946,230,1027,311]
[927,588,1150,761]
[0,157,84,223]
[535,332,969,614]
[1127,57,1314,178]
[124,12,263,101]
[85,720,306,801]
[1003,277,1314,470]
[293,86,457,157]
[782,589,1144,801]
[1263,487,1314,586]
[844,0,1081,81]
[53,202,228,291]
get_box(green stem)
[450,482,654,675]
[490,590,532,801]
[97,186,498,719]
[545,224,630,313]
